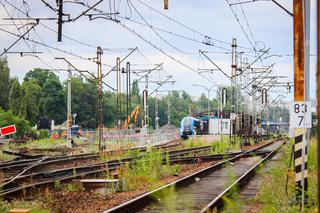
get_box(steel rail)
[200,140,285,212]
[103,139,283,213]
[0,140,181,171]
[0,144,214,197]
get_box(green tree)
[24,68,58,87]
[216,86,244,112]
[0,58,11,110]
[197,93,209,112]
[65,76,98,128]
[131,80,140,97]
[19,80,42,126]
[40,78,66,124]
[104,91,116,127]
[8,78,21,114]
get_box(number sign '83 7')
[289,101,312,128]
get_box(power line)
[225,0,257,52]
[238,0,260,50]
[128,0,197,55]
[3,0,97,49]
[81,2,220,84]
[115,15,232,51]
[0,26,108,68]
[108,17,216,84]
[134,0,253,51]
[0,1,63,72]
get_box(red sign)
[0,125,16,136]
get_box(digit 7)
[298,115,304,126]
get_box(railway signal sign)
[289,101,312,128]
[0,125,16,136]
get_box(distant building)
[191,96,199,102]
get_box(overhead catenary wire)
[128,0,200,55]
[0,1,64,72]
[0,26,110,67]
[238,0,260,51]
[0,14,113,69]
[225,0,258,53]
[82,2,218,85]
[0,0,113,69]
[133,0,253,51]
[112,19,216,84]
[2,0,133,55]
[114,14,232,52]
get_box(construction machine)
[123,105,141,129]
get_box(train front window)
[183,118,192,129]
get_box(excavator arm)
[124,105,140,129]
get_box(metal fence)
[48,128,179,148]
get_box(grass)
[210,136,241,154]
[0,138,67,161]
[0,198,50,213]
[223,136,318,213]
[117,147,182,191]
[18,138,66,149]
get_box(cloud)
[1,0,310,102]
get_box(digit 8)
[294,104,300,113]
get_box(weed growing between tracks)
[118,148,182,191]
[221,166,243,212]
[0,198,50,213]
[210,136,240,154]
[227,137,318,213]
[0,138,66,160]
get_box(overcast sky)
[0,0,317,102]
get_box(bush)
[39,130,49,139]
[29,129,38,139]
[0,108,30,138]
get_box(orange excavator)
[123,105,141,129]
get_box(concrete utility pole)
[127,62,132,112]
[293,0,308,208]
[231,38,237,143]
[155,90,159,130]
[96,46,104,150]
[231,38,237,81]
[116,57,121,128]
[67,66,72,147]
[168,91,171,124]
[126,62,130,119]
[143,75,149,129]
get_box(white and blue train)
[179,116,200,139]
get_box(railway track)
[0,144,214,197]
[0,139,182,171]
[103,138,285,213]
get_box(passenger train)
[179,117,199,139]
